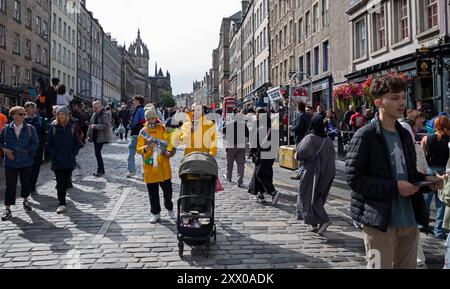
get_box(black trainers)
[256,193,265,203]
[1,209,12,221]
[23,200,33,212]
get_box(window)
[323,41,329,72]
[52,40,56,59]
[354,18,366,59]
[298,18,303,43]
[0,25,5,47]
[43,22,48,39]
[25,39,31,59]
[12,65,19,87]
[313,3,319,33]
[0,0,6,12]
[289,20,293,44]
[306,51,311,77]
[58,17,62,36]
[0,60,4,84]
[13,33,20,54]
[305,11,311,38]
[53,13,57,32]
[322,0,329,27]
[26,9,32,29]
[35,44,41,63]
[299,56,304,81]
[43,48,48,66]
[25,69,30,83]
[63,22,67,40]
[417,0,438,33]
[314,46,320,75]
[372,6,386,51]
[392,0,410,43]
[58,43,62,62]
[14,1,21,22]
[36,16,42,36]
[426,0,438,29]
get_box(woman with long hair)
[421,115,450,239]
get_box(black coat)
[345,116,429,232]
[292,112,311,145]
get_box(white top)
[13,122,23,138]
[57,93,73,106]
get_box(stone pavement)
[0,138,445,269]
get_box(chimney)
[241,0,249,15]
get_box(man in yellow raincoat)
[178,103,217,157]
[137,106,175,224]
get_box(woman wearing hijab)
[248,108,280,205]
[296,114,336,234]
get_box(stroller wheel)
[178,242,184,259]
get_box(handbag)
[215,178,224,192]
[438,178,450,207]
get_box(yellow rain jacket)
[137,122,174,184]
[178,115,217,157]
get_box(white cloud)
[86,0,242,95]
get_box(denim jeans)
[127,135,138,174]
[425,167,447,238]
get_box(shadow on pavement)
[10,211,74,253]
[68,187,110,209]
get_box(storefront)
[346,42,450,116]
[0,85,21,109]
[311,76,333,109]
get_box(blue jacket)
[0,122,39,168]
[129,105,145,136]
[46,124,82,170]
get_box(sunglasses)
[17,113,27,116]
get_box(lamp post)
[288,71,312,146]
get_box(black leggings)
[54,169,73,206]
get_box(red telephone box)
[223,97,237,118]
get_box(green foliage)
[158,91,176,108]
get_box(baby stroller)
[177,152,218,258]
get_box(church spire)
[137,28,141,40]
[155,62,158,77]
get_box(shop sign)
[313,82,329,92]
[267,86,283,102]
[417,59,432,78]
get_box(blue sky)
[86,0,242,95]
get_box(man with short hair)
[342,105,355,131]
[350,107,367,131]
[127,96,145,178]
[346,74,443,269]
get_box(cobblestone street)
[0,138,445,269]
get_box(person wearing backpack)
[0,106,39,221]
[24,102,47,195]
[46,106,82,214]
[296,114,336,234]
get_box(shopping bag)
[118,123,125,134]
[215,178,224,192]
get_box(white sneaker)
[150,214,161,224]
[167,210,175,219]
[56,206,66,214]
[318,221,332,234]
[271,191,281,205]
[126,173,136,178]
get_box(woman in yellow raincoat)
[178,104,217,157]
[137,106,175,224]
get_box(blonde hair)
[9,106,25,117]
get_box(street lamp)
[288,71,313,146]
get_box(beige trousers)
[363,226,419,269]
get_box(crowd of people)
[1,74,450,269]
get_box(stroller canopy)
[179,152,218,178]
